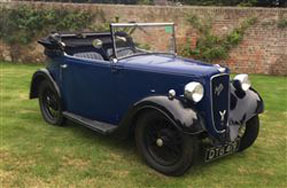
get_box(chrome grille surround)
[210,73,230,133]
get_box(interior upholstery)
[57,32,135,61]
[74,52,104,61]
[107,47,134,58]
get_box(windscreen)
[111,23,176,59]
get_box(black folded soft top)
[38,31,130,60]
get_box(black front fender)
[116,96,205,139]
[29,68,60,99]
[229,85,264,125]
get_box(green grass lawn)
[1,63,286,187]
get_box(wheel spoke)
[145,117,183,166]
[165,141,180,154]
[43,88,60,120]
[164,145,179,159]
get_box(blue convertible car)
[30,23,264,176]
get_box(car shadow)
[64,119,136,153]
[64,119,244,177]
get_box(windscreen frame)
[109,23,177,60]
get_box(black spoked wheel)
[39,80,64,126]
[145,118,183,166]
[135,110,197,176]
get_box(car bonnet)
[119,54,228,77]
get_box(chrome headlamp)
[233,74,251,91]
[184,82,204,103]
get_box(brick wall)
[0,1,286,75]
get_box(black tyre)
[135,110,197,176]
[39,80,65,126]
[238,115,260,152]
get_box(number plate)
[205,139,240,162]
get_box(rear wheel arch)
[30,69,60,99]
[30,74,46,99]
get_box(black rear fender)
[29,69,60,99]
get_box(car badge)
[215,64,226,73]
[215,83,224,96]
[219,110,226,121]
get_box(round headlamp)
[184,82,204,103]
[234,74,251,91]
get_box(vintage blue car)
[30,23,264,176]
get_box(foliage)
[277,19,287,29]
[181,0,285,7]
[137,0,153,4]
[19,0,287,7]
[256,0,287,7]
[179,15,257,62]
[238,0,258,7]
[1,63,286,187]
[26,0,149,5]
[0,5,107,45]
[187,0,257,6]
[135,42,151,50]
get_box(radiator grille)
[211,74,230,132]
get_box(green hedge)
[0,5,107,45]
[26,0,287,7]
[182,0,286,7]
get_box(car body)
[30,23,264,176]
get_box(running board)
[63,112,117,135]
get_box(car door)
[60,56,119,124]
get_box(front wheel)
[39,80,65,126]
[238,115,260,152]
[135,110,197,176]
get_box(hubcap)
[156,138,164,147]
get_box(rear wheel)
[238,115,260,152]
[135,110,197,176]
[39,80,65,126]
